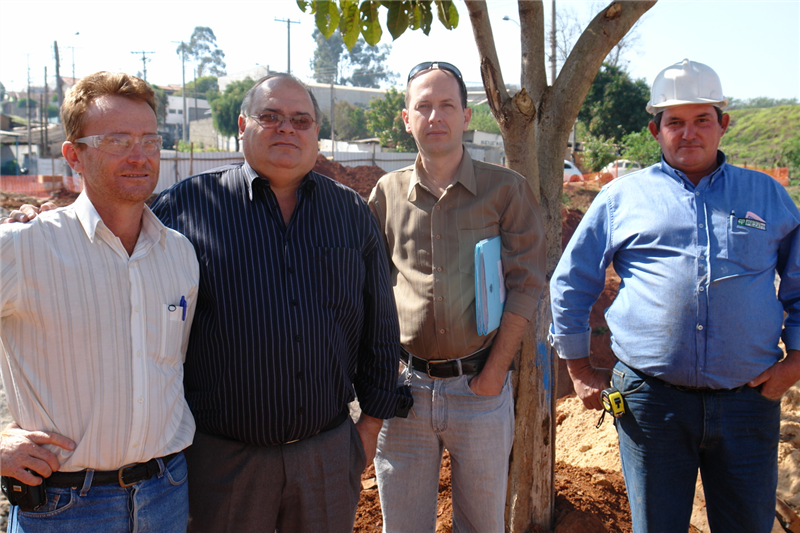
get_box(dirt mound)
[313,154,385,199]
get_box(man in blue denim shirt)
[550,59,800,533]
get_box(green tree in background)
[176,27,227,78]
[783,136,800,178]
[179,76,220,102]
[365,87,415,152]
[311,29,397,88]
[149,83,168,126]
[578,63,650,143]
[211,77,255,152]
[622,126,661,167]
[581,132,617,172]
[334,101,370,140]
[469,104,501,134]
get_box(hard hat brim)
[646,97,729,115]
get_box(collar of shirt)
[241,161,318,202]
[407,146,478,201]
[658,150,727,190]
[73,191,167,256]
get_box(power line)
[131,50,155,81]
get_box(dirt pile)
[313,154,386,199]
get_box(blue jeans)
[9,452,189,533]
[374,370,514,533]
[613,360,781,533]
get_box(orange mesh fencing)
[740,166,790,186]
[0,175,82,198]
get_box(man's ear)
[62,141,83,174]
[462,106,472,131]
[402,109,411,133]
[720,113,730,135]
[648,121,659,141]
[238,115,246,139]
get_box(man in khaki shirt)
[368,62,546,532]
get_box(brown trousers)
[185,418,366,533]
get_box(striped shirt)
[368,150,546,360]
[151,162,401,446]
[0,192,198,472]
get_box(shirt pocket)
[725,223,774,272]
[458,224,500,275]
[317,247,364,310]
[159,303,188,365]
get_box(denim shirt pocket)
[724,222,774,272]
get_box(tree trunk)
[465,2,657,530]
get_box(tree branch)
[551,1,656,131]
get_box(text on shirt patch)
[736,218,766,231]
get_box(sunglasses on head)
[407,61,464,83]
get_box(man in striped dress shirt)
[150,73,404,533]
[0,72,198,532]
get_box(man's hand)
[0,202,56,224]
[469,311,529,396]
[566,357,611,411]
[749,349,800,400]
[0,423,76,484]
[355,413,383,467]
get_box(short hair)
[405,64,468,109]
[240,73,322,123]
[652,106,724,132]
[61,71,156,142]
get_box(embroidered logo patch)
[736,218,766,231]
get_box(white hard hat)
[646,59,728,115]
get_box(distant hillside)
[720,104,800,168]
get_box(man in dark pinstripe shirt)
[150,73,404,533]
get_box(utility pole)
[173,41,188,143]
[54,41,64,112]
[131,50,155,81]
[43,67,49,157]
[274,18,300,74]
[26,59,32,173]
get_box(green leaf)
[315,0,341,39]
[434,0,458,29]
[386,1,411,40]
[416,1,433,35]
[296,0,313,13]
[359,1,383,46]
[339,0,361,50]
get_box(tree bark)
[465,2,657,530]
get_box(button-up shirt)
[369,149,546,360]
[550,153,800,388]
[0,192,198,471]
[151,162,401,446]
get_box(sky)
[1,0,798,103]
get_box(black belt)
[47,452,181,488]
[400,346,491,378]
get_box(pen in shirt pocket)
[168,296,188,321]
[729,210,735,231]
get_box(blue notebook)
[474,236,506,335]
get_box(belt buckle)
[425,359,448,378]
[117,463,138,488]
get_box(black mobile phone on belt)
[1,474,47,512]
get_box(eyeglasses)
[407,61,464,83]
[406,61,468,106]
[245,113,316,131]
[74,134,162,157]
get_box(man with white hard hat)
[550,58,800,532]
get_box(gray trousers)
[185,418,366,533]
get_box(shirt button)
[137,351,142,358]
[698,224,704,229]
[294,335,301,342]
[699,286,705,292]
[435,205,442,210]
[435,235,442,240]
[134,306,140,312]
[699,256,705,261]
[137,397,143,404]
[697,324,704,331]
[695,191,700,196]
[291,299,298,307]
[437,267,443,272]
[439,329,446,334]
[298,408,305,415]
[288,266,295,274]
[437,296,443,302]
[296,371,303,379]
[133,442,140,448]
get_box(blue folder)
[474,236,506,335]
